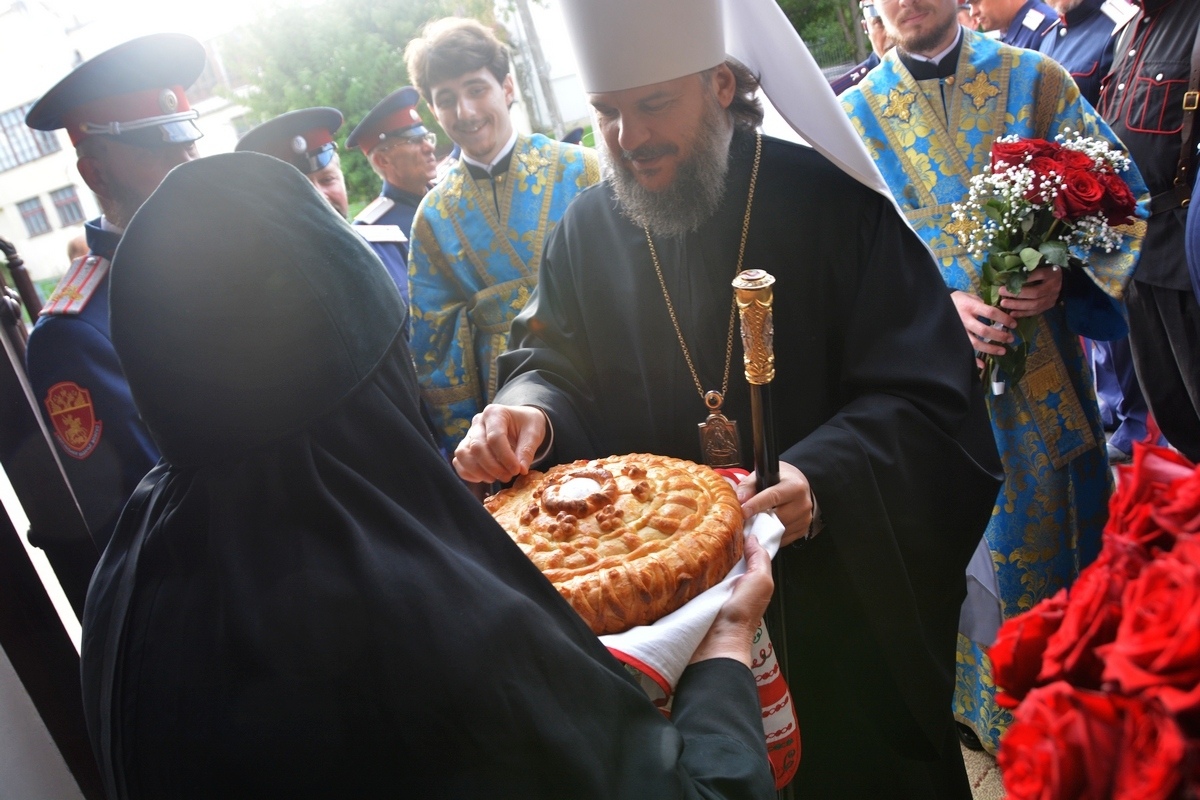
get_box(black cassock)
[81,152,774,800]
[496,130,1003,798]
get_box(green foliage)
[777,0,867,68]
[220,0,495,206]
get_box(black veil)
[81,152,771,799]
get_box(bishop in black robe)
[80,152,775,800]
[494,128,1003,797]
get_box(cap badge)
[292,135,308,154]
[159,89,179,113]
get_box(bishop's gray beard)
[600,102,734,238]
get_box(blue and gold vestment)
[842,29,1148,753]
[408,134,599,453]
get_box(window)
[49,186,85,226]
[17,197,51,237]
[0,102,61,173]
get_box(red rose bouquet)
[992,439,1200,799]
[950,131,1138,392]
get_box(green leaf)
[1002,253,1023,271]
[1019,247,1043,271]
[1020,214,1035,233]
[981,285,999,306]
[982,259,999,286]
[1038,241,1069,268]
[1005,271,1027,295]
[984,200,1006,224]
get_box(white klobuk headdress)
[559,0,893,202]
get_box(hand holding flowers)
[950,131,1138,392]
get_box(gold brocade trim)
[1015,321,1097,469]
[526,145,562,270]
[466,275,536,335]
[904,202,978,285]
[1032,60,1064,140]
[423,382,478,405]
[861,75,937,208]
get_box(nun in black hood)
[81,152,775,799]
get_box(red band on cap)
[301,127,334,151]
[357,107,422,155]
[63,85,192,146]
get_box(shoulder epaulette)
[40,255,110,316]
[1022,7,1048,31]
[354,196,395,225]
[356,224,407,244]
[1100,0,1136,26]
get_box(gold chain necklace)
[644,131,762,468]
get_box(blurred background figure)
[830,0,895,95]
[236,107,350,218]
[346,86,438,307]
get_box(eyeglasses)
[391,131,437,148]
[860,2,880,20]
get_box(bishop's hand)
[453,404,547,485]
[737,461,814,546]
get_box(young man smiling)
[403,18,599,456]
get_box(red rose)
[1111,694,1187,800]
[1151,461,1200,538]
[1055,168,1107,219]
[1098,171,1138,226]
[992,137,1059,171]
[990,589,1069,708]
[1038,547,1142,689]
[998,682,1123,800]
[1101,536,1200,715]
[1106,442,1195,553]
[1024,156,1062,204]
[1056,148,1097,171]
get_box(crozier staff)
[453,0,1002,795]
[81,152,776,800]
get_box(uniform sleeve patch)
[44,381,103,459]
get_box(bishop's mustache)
[621,143,678,162]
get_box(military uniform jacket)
[830,52,881,96]
[1003,0,1059,50]
[354,181,423,308]
[25,219,159,550]
[1040,0,1136,104]
[407,133,600,453]
[1099,0,1200,290]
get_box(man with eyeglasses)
[23,33,205,551]
[402,18,600,457]
[346,87,439,306]
[831,1,895,94]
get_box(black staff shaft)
[750,384,778,492]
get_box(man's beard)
[889,3,958,55]
[600,97,734,238]
[97,180,151,230]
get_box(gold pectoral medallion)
[698,390,742,468]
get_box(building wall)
[0,2,247,286]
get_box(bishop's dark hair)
[706,58,765,132]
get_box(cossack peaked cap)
[235,107,344,174]
[346,86,427,156]
[26,33,206,147]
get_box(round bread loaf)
[485,453,744,635]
